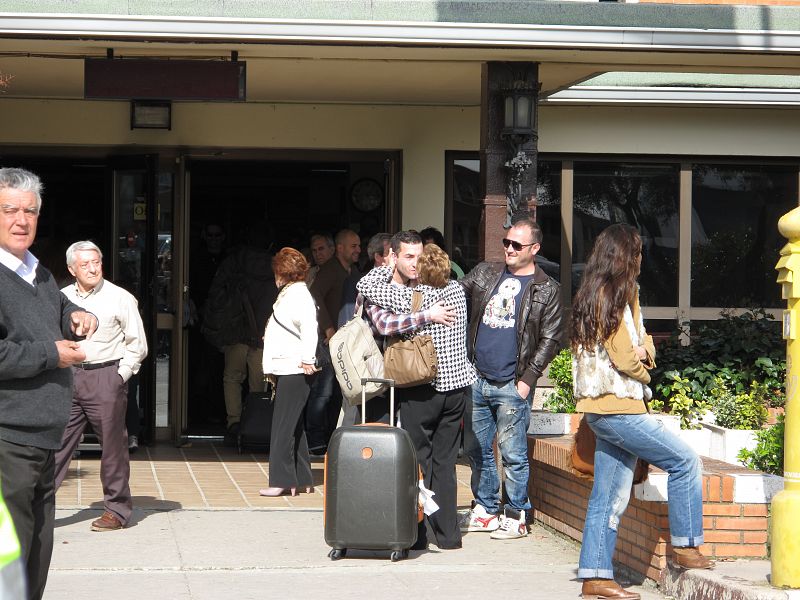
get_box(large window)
[445,154,798,324]
[691,164,797,308]
[536,160,562,282]
[573,162,680,306]
[447,155,481,273]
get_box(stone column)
[479,62,539,263]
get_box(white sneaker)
[128,435,138,452]
[490,508,528,540]
[459,503,500,533]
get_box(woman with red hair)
[259,248,320,497]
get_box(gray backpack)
[330,303,387,406]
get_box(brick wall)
[528,435,770,584]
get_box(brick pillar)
[479,62,539,263]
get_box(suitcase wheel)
[328,548,347,560]
[390,550,408,562]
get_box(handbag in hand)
[383,291,438,388]
[571,416,649,485]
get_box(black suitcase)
[237,385,274,454]
[324,378,419,562]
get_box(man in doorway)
[54,240,148,532]
[460,213,562,540]
[366,232,392,268]
[204,221,277,442]
[306,233,335,287]
[307,228,361,453]
[188,222,227,428]
[0,167,98,600]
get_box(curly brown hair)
[417,243,450,288]
[571,224,642,351]
[272,247,309,283]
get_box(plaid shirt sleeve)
[364,300,430,336]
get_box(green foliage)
[543,348,576,414]
[652,309,785,428]
[653,371,709,429]
[738,415,785,475]
[709,378,769,430]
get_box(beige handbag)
[383,291,438,388]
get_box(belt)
[74,359,119,371]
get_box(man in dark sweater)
[307,228,361,452]
[0,167,98,600]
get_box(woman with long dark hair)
[572,224,712,600]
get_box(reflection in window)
[536,161,561,282]
[691,165,796,308]
[451,159,482,273]
[573,163,679,306]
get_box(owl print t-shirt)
[474,270,534,383]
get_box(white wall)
[2,98,799,232]
[0,98,479,231]
[539,105,800,156]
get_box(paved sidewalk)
[47,442,800,600]
[46,507,664,600]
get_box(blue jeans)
[465,377,532,513]
[577,413,704,580]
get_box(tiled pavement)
[56,442,476,511]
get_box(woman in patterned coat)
[357,243,476,550]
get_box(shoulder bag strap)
[271,313,301,340]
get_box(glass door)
[109,155,174,443]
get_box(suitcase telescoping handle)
[360,377,395,427]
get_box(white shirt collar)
[0,246,39,286]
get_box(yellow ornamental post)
[772,205,800,588]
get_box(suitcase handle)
[360,377,395,427]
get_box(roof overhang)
[543,86,800,107]
[2,13,800,54]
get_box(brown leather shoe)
[673,547,715,569]
[90,511,123,532]
[581,579,640,599]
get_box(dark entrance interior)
[186,158,391,436]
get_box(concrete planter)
[703,423,759,466]
[653,413,758,466]
[528,411,582,435]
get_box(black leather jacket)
[461,262,563,389]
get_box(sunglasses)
[502,238,537,252]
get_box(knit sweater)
[0,263,86,449]
[356,266,476,392]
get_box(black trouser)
[398,384,467,550]
[269,373,314,488]
[0,438,56,600]
[304,357,334,451]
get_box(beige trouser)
[222,343,264,427]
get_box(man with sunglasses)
[459,214,562,540]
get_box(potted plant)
[704,378,768,465]
[530,349,582,435]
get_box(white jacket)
[573,303,653,405]
[262,282,319,376]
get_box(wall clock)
[350,178,383,212]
